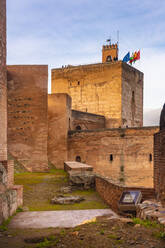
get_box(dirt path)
[9,209,117,228]
[1,216,165,248]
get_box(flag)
[129,50,140,64]
[122,52,130,63]
[129,53,134,64]
[136,50,140,60]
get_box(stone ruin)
[0,0,23,224]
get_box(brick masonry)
[68,127,159,187]
[48,93,71,168]
[0,161,23,224]
[71,110,105,130]
[51,61,143,129]
[0,0,7,160]
[7,65,48,172]
[96,175,156,213]
[154,129,165,206]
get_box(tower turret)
[102,43,118,63]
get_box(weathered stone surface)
[95,175,155,213]
[59,186,72,194]
[48,94,71,169]
[64,161,93,172]
[51,195,85,205]
[136,200,165,225]
[51,61,143,129]
[154,127,165,207]
[68,171,95,189]
[160,103,165,130]
[7,65,48,172]
[68,127,158,187]
[71,110,105,131]
[0,0,7,161]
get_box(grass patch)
[100,229,105,235]
[35,237,59,248]
[132,218,160,228]
[0,216,13,232]
[14,170,108,211]
[153,231,165,240]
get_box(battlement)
[102,43,118,50]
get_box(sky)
[7,0,165,125]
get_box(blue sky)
[7,0,165,117]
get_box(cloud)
[144,108,161,126]
[6,0,165,106]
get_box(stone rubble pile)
[51,195,85,205]
[136,200,165,225]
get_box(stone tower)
[0,0,7,160]
[102,43,118,63]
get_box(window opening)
[110,154,113,161]
[149,154,152,162]
[76,125,81,130]
[76,156,81,162]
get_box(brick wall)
[1,160,14,188]
[52,61,143,129]
[122,63,143,127]
[154,130,165,206]
[96,175,155,212]
[68,126,158,187]
[7,65,48,172]
[0,0,7,160]
[0,161,23,224]
[52,62,122,128]
[48,93,71,168]
[71,110,105,130]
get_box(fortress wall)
[52,62,122,128]
[48,93,71,168]
[154,130,165,206]
[7,65,48,172]
[122,63,143,127]
[68,127,159,187]
[0,0,7,160]
[71,110,105,130]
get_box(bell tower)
[102,43,118,63]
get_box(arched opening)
[78,81,80,85]
[76,125,81,130]
[76,156,81,162]
[106,55,112,62]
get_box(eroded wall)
[0,0,7,160]
[7,65,48,172]
[122,63,143,127]
[71,110,105,130]
[154,130,165,206]
[52,62,122,128]
[68,127,159,187]
[48,93,71,168]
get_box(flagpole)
[117,30,119,59]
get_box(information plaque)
[118,191,142,212]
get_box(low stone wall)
[95,175,155,213]
[0,161,23,224]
